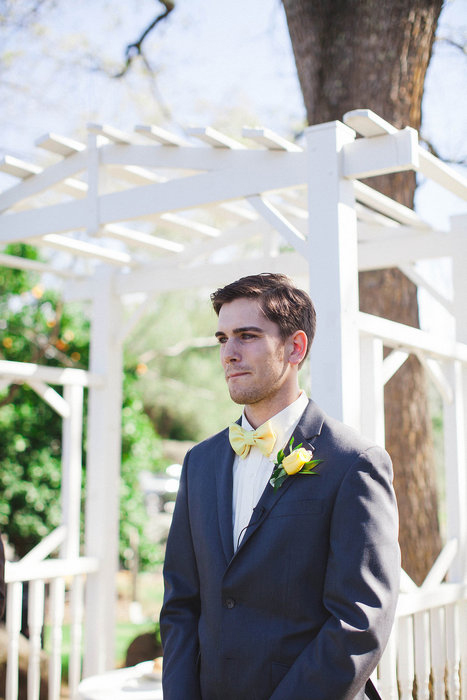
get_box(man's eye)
[241,333,255,340]
[217,337,227,344]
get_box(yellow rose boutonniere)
[270,437,322,491]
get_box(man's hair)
[211,273,316,364]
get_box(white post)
[61,383,84,559]
[446,229,467,583]
[305,121,360,428]
[83,268,124,675]
[360,336,385,445]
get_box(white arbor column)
[61,383,84,559]
[84,268,124,675]
[305,121,360,428]
[446,227,467,582]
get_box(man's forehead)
[216,297,277,333]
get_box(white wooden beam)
[32,233,134,267]
[160,212,220,237]
[28,380,71,418]
[87,123,133,144]
[134,124,190,147]
[0,253,78,278]
[360,336,385,445]
[0,198,87,242]
[187,126,246,149]
[342,128,419,179]
[0,151,88,213]
[100,224,184,253]
[0,360,101,387]
[354,180,428,228]
[247,195,306,256]
[36,133,85,157]
[61,384,84,559]
[400,263,454,314]
[242,127,302,152]
[0,155,41,178]
[344,109,467,201]
[359,312,467,364]
[382,350,409,384]
[358,231,466,271]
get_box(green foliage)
[0,249,166,568]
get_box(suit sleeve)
[160,450,202,700]
[270,446,400,700]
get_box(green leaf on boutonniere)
[269,436,323,490]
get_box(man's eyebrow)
[215,326,264,338]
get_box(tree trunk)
[283,0,443,584]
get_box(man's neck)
[244,388,302,429]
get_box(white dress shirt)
[232,391,308,550]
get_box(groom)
[160,273,400,700]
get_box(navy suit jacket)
[160,400,400,700]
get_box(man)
[160,273,400,700]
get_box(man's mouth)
[226,371,249,380]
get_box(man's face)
[215,297,291,408]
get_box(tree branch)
[115,0,175,78]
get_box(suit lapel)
[215,429,235,564]
[235,399,326,555]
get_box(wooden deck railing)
[4,556,98,700]
[377,582,467,699]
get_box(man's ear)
[288,330,307,366]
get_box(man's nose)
[222,338,240,363]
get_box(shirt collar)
[241,391,308,460]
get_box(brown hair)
[211,273,316,364]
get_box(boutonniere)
[269,437,322,491]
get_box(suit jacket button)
[225,598,235,609]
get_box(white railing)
[4,556,99,700]
[377,582,467,699]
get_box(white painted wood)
[49,578,66,700]
[0,253,79,277]
[19,526,66,565]
[160,212,220,237]
[5,557,99,583]
[377,627,398,700]
[443,361,467,582]
[416,355,453,404]
[5,581,22,700]
[242,127,302,152]
[414,611,431,700]
[97,155,308,225]
[0,155,42,178]
[247,195,307,256]
[87,123,133,144]
[418,149,467,202]
[358,230,466,271]
[421,539,458,589]
[134,124,190,146]
[61,384,84,559]
[306,120,360,427]
[382,349,409,385]
[430,606,446,700]
[101,223,184,252]
[0,150,88,213]
[0,198,87,242]
[28,380,71,418]
[400,263,454,314]
[33,232,134,266]
[115,250,307,297]
[397,615,415,700]
[0,360,101,387]
[360,336,385,445]
[354,180,429,228]
[27,579,45,700]
[188,126,246,149]
[69,575,85,699]
[343,127,419,179]
[358,312,467,364]
[84,270,124,675]
[460,599,467,700]
[446,603,461,699]
[35,132,85,156]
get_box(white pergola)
[1,109,467,699]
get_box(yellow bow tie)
[229,421,277,459]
